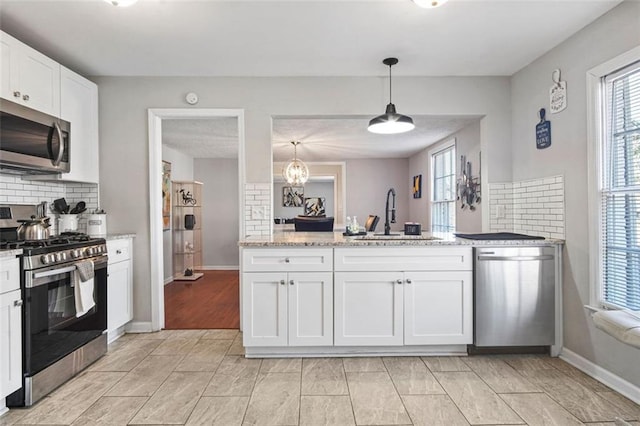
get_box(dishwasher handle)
[477,255,554,261]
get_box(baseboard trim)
[125,321,154,333]
[560,347,640,404]
[164,276,173,285]
[201,265,239,270]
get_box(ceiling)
[0,0,621,77]
[1,0,620,160]
[272,115,480,161]
[162,118,239,158]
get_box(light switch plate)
[496,205,506,219]
[251,206,267,220]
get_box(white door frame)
[148,108,246,331]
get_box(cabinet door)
[14,41,60,116]
[404,271,473,345]
[60,66,99,183]
[288,272,333,346]
[242,272,287,347]
[334,271,403,346]
[0,289,22,398]
[107,260,133,333]
[0,32,14,101]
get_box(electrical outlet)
[251,206,267,220]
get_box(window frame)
[587,46,640,310]
[429,138,456,235]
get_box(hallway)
[164,270,240,329]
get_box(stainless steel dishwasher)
[474,246,556,347]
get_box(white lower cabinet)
[334,247,473,347]
[334,270,472,346]
[107,239,133,342]
[242,271,333,347]
[1,257,22,408]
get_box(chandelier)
[283,141,309,185]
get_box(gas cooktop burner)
[0,233,96,250]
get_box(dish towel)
[74,260,95,318]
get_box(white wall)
[161,144,194,282]
[194,158,239,268]
[345,158,410,232]
[273,181,334,218]
[95,75,511,324]
[510,1,640,386]
[408,120,482,233]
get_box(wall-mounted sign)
[549,68,567,114]
[536,108,551,149]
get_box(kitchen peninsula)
[239,232,563,358]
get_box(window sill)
[586,305,640,349]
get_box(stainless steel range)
[1,205,108,407]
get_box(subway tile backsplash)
[0,173,99,234]
[244,183,270,236]
[489,175,565,239]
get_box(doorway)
[148,109,246,331]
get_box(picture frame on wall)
[162,161,171,230]
[413,174,422,199]
[283,186,304,207]
[304,197,326,216]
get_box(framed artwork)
[304,197,326,216]
[413,174,422,199]
[162,161,171,230]
[283,186,304,207]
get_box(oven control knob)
[41,255,50,265]
[54,253,62,262]
[60,252,68,261]
[95,246,102,254]
[85,248,94,256]
[71,249,81,258]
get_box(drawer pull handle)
[284,258,290,263]
[406,279,412,284]
[14,300,23,307]
[23,94,30,101]
[396,279,403,284]
[280,280,285,285]
[13,91,20,98]
[289,280,294,286]
[116,249,122,254]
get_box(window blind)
[602,61,640,310]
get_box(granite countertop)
[0,248,23,258]
[238,232,564,247]
[105,233,136,240]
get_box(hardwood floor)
[164,270,239,329]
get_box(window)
[431,142,456,234]
[597,60,640,311]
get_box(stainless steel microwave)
[0,99,70,174]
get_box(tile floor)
[1,329,639,425]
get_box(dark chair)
[365,215,380,232]
[294,216,335,232]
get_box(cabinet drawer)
[242,248,333,272]
[334,247,472,271]
[0,257,20,294]
[107,239,131,263]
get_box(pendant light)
[412,0,449,8]
[283,141,309,185]
[368,58,415,135]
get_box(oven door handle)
[33,265,77,279]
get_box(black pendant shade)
[368,58,415,134]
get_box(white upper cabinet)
[58,66,99,183]
[0,31,60,117]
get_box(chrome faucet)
[384,188,396,235]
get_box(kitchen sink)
[353,234,441,241]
